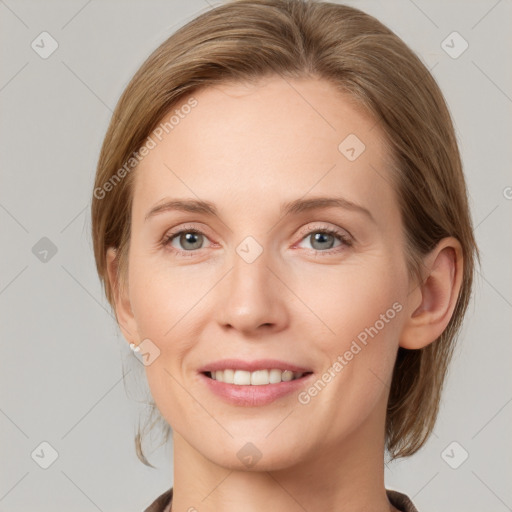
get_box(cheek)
[293,259,405,341]
[299,259,407,403]
[128,255,208,339]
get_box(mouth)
[202,369,314,386]
[197,359,314,406]
[199,367,315,407]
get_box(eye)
[161,226,213,254]
[160,223,352,257]
[296,225,352,254]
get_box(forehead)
[132,76,396,224]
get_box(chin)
[199,437,305,472]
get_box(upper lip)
[198,359,313,373]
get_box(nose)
[216,247,289,336]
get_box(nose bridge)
[217,237,287,333]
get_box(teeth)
[209,369,305,385]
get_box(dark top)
[143,487,420,512]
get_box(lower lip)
[199,372,314,407]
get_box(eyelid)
[164,222,212,239]
[293,223,353,254]
[296,222,352,242]
[161,221,353,255]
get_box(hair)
[91,0,479,466]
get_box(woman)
[91,1,478,510]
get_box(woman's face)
[119,75,413,470]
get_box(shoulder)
[143,487,173,512]
[145,487,418,512]
[386,489,420,512]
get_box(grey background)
[1,0,511,510]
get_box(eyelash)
[160,224,353,257]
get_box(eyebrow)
[144,196,375,223]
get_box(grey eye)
[173,231,205,251]
[309,232,337,250]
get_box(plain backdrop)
[1,1,511,511]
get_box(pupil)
[312,232,334,250]
[182,232,202,250]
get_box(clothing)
[144,487,419,512]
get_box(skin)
[107,75,463,512]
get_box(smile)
[204,369,311,385]
[199,370,314,407]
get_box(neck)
[170,399,397,512]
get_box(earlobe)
[399,237,463,350]
[106,247,139,345]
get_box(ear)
[399,237,463,350]
[106,247,139,345]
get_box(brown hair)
[91,0,479,465]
